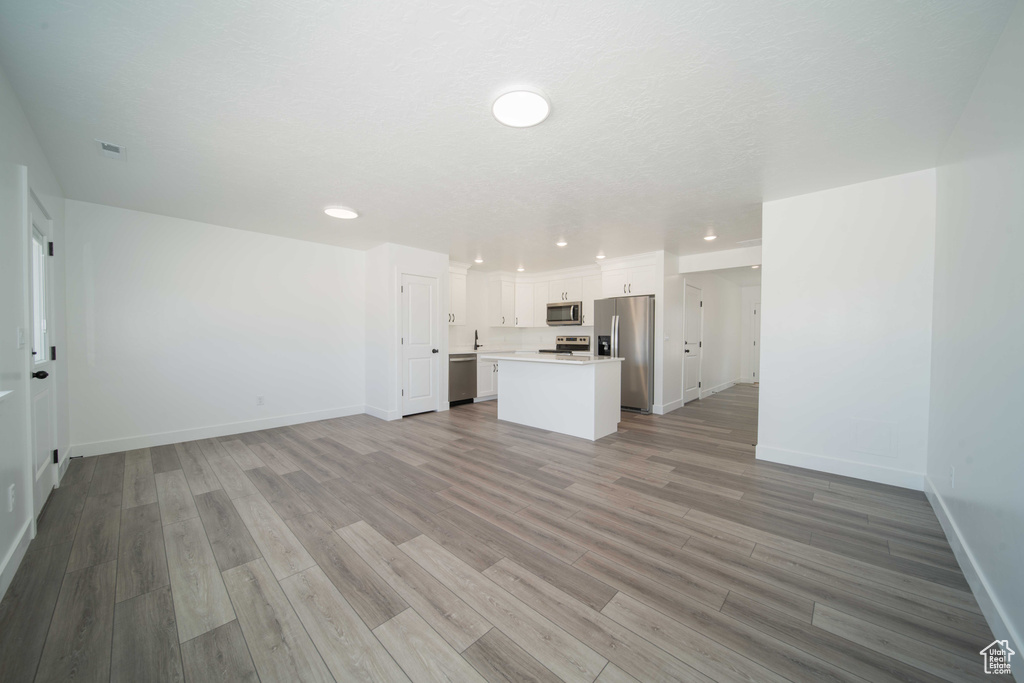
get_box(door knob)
[431,349,439,354]
[32,370,49,379]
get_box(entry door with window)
[29,207,57,516]
[683,284,703,404]
[401,273,440,416]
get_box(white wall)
[739,285,761,383]
[757,169,936,489]
[65,201,366,455]
[0,63,68,599]
[926,1,1023,656]
[680,271,744,397]
[364,243,450,420]
[661,269,684,412]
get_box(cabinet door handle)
[623,284,626,293]
[629,283,632,293]
[502,316,505,324]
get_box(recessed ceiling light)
[596,254,606,259]
[492,91,550,128]
[556,240,567,247]
[752,265,760,269]
[324,206,358,219]
[517,266,525,272]
[474,258,483,264]
[703,234,717,241]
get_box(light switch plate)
[16,327,25,349]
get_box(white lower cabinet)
[477,360,498,398]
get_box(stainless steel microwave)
[546,301,583,326]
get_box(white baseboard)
[925,476,1021,677]
[654,398,683,415]
[755,444,924,490]
[0,517,33,604]
[364,405,402,421]
[700,378,739,400]
[70,404,366,456]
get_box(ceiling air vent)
[95,139,126,161]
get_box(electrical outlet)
[256,395,265,406]
[949,465,955,490]
[7,484,14,513]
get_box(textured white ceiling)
[0,0,1013,271]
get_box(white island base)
[480,353,623,441]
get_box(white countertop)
[448,348,518,355]
[479,352,622,365]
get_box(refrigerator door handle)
[611,314,619,357]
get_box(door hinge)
[401,389,404,396]
[401,285,404,292]
[753,341,756,346]
[48,241,54,256]
[52,448,59,464]
[698,382,701,388]
[50,346,57,361]
[699,341,701,348]
[401,337,404,344]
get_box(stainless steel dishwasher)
[449,353,477,402]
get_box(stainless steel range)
[538,335,591,355]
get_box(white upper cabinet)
[489,276,515,327]
[514,282,534,327]
[548,277,582,303]
[602,264,656,297]
[601,268,630,297]
[627,264,657,295]
[449,269,467,325]
[581,274,602,326]
[533,280,549,326]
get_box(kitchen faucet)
[474,329,482,350]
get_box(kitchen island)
[478,353,623,441]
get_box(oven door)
[546,302,582,326]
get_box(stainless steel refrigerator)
[595,295,655,413]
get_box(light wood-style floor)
[0,385,993,682]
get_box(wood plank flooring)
[0,385,995,682]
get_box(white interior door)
[751,301,761,382]
[683,284,703,403]
[402,273,440,416]
[29,204,57,516]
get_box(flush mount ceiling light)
[517,266,525,272]
[596,254,606,259]
[556,240,567,247]
[492,91,550,128]
[703,234,717,241]
[474,257,484,264]
[324,206,359,219]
